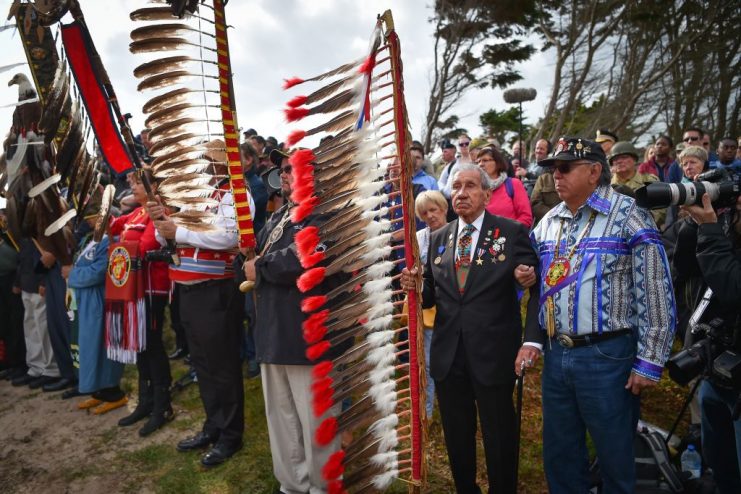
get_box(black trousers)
[435,340,517,494]
[45,264,74,380]
[0,272,25,368]
[137,295,171,387]
[169,284,188,353]
[179,279,244,448]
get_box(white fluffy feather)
[365,329,395,347]
[370,450,398,467]
[363,219,391,237]
[362,277,391,295]
[366,342,396,366]
[367,301,394,320]
[363,313,394,331]
[363,232,392,251]
[366,260,394,279]
[368,414,399,437]
[355,194,388,211]
[361,245,393,263]
[372,468,400,490]
[369,364,395,386]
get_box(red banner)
[61,22,135,176]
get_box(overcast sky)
[0,0,553,153]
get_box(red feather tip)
[302,295,328,313]
[284,107,310,123]
[302,310,329,344]
[299,250,324,269]
[295,226,319,256]
[291,183,316,206]
[327,480,346,494]
[286,95,308,108]
[311,360,333,380]
[315,416,338,446]
[286,130,307,147]
[297,266,326,293]
[358,56,376,74]
[306,340,331,361]
[313,391,334,418]
[291,196,318,224]
[322,450,346,481]
[289,148,317,167]
[283,77,305,89]
[311,375,333,394]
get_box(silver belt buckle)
[556,334,574,348]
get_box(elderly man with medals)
[515,137,676,494]
[401,163,541,494]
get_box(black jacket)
[422,212,542,386]
[254,204,350,365]
[16,238,44,293]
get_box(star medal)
[545,257,570,287]
[475,248,485,265]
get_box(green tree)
[479,106,532,147]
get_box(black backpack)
[634,428,685,493]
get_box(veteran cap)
[538,137,607,167]
[595,128,618,144]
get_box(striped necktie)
[456,224,476,292]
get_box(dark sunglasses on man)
[554,161,594,174]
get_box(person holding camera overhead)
[111,169,173,437]
[671,186,741,494]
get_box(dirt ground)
[0,381,181,494]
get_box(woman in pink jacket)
[478,147,533,228]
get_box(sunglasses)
[554,162,594,174]
[459,142,470,147]
[683,136,700,142]
[280,165,292,174]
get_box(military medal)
[434,256,442,265]
[475,248,485,265]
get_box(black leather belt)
[555,329,633,348]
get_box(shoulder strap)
[643,432,684,492]
[504,177,514,199]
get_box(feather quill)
[130,23,213,42]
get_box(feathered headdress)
[282,11,426,493]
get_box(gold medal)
[498,254,505,261]
[545,257,570,287]
[434,256,442,265]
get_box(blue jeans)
[699,379,741,494]
[424,328,435,418]
[542,333,639,494]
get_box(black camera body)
[635,167,740,209]
[667,317,741,389]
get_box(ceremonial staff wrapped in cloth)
[280,10,426,493]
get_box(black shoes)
[168,348,188,360]
[200,442,242,467]
[176,432,216,452]
[1,367,27,380]
[42,377,77,392]
[11,373,35,387]
[138,385,174,437]
[119,380,153,427]
[62,387,83,400]
[29,375,60,390]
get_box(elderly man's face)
[534,139,549,161]
[451,169,490,221]
[442,147,455,162]
[553,160,600,206]
[600,140,614,155]
[611,154,637,176]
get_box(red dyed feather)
[297,266,326,292]
[302,295,328,313]
[313,391,334,418]
[311,375,334,394]
[302,310,329,344]
[306,340,331,361]
[290,148,317,166]
[327,480,346,494]
[358,55,376,75]
[284,107,310,123]
[286,95,308,108]
[295,226,320,257]
[291,196,318,223]
[322,450,346,480]
[286,130,307,147]
[315,416,338,446]
[299,250,324,269]
[312,360,333,380]
[283,77,304,89]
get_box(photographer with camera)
[664,172,741,493]
[676,190,741,494]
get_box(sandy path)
[0,380,180,494]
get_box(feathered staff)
[129,0,255,252]
[281,10,425,493]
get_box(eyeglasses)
[554,162,594,174]
[477,158,494,165]
[280,165,292,174]
[683,136,700,142]
[459,142,470,147]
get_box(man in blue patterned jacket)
[515,137,676,494]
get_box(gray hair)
[678,145,708,165]
[415,190,448,220]
[452,163,492,191]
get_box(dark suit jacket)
[422,211,543,386]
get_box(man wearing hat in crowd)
[515,137,676,494]
[608,141,666,227]
[436,140,459,199]
[595,128,618,156]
